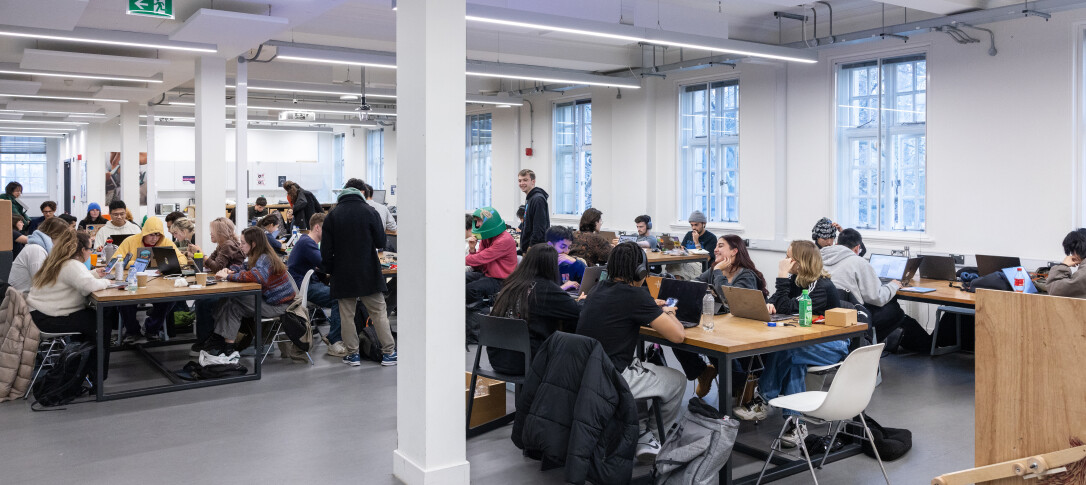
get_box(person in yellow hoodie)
[113,217,189,343]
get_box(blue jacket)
[286,234,321,287]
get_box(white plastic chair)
[755,344,890,485]
[24,331,81,399]
[287,270,329,347]
[261,270,315,365]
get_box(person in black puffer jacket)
[512,332,639,485]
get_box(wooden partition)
[976,289,1086,483]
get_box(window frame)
[553,98,592,216]
[465,113,492,211]
[365,129,384,190]
[677,78,740,223]
[0,136,49,194]
[833,51,929,234]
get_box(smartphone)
[103,256,121,274]
[665,297,678,307]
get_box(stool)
[931,306,974,356]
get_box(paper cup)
[90,253,98,267]
[136,272,149,288]
[195,272,208,286]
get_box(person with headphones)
[576,242,686,463]
[633,214,658,250]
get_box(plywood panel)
[975,289,1086,484]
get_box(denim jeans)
[306,280,342,343]
[758,340,849,416]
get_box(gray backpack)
[653,397,739,485]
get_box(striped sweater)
[228,254,296,305]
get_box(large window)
[334,133,345,190]
[0,136,48,193]
[835,54,927,232]
[679,80,739,223]
[466,114,492,210]
[366,129,384,190]
[554,99,592,215]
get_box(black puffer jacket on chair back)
[511,331,639,485]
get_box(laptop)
[720,286,793,322]
[1001,267,1038,293]
[618,234,639,244]
[657,279,710,328]
[900,257,924,286]
[110,233,135,245]
[869,254,909,284]
[372,189,386,204]
[152,247,182,276]
[599,231,618,243]
[919,255,957,281]
[976,254,1022,276]
[578,266,605,296]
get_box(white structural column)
[194,56,227,252]
[119,102,140,218]
[235,57,248,234]
[393,0,470,484]
[145,102,157,216]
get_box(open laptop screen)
[869,254,908,280]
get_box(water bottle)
[700,288,715,331]
[103,238,117,261]
[798,289,813,327]
[1012,267,1027,293]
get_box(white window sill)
[668,221,745,234]
[550,214,581,226]
[857,230,934,248]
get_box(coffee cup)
[195,272,208,286]
[136,272,149,288]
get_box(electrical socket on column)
[950,254,965,265]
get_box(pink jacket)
[466,231,518,279]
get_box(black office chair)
[467,315,531,437]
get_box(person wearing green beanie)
[466,207,518,304]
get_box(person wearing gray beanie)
[688,210,707,224]
[672,211,717,278]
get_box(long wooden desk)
[640,315,870,485]
[92,277,263,401]
[896,278,976,307]
[646,250,710,265]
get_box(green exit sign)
[128,0,173,19]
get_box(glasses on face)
[83,246,93,251]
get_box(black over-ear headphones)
[635,245,649,280]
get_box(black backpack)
[32,342,93,410]
[844,413,913,461]
[358,323,383,362]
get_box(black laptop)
[657,279,709,328]
[152,247,182,276]
[111,233,135,245]
[919,255,957,280]
[976,254,1022,276]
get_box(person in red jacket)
[466,207,517,304]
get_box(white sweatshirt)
[8,244,47,295]
[27,259,110,317]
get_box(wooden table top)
[92,277,261,302]
[898,277,976,306]
[640,314,868,354]
[646,251,710,264]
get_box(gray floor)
[0,333,974,484]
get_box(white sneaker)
[780,421,808,449]
[326,341,348,357]
[635,429,661,464]
[733,401,769,421]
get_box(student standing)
[283,180,323,231]
[518,169,550,252]
[287,213,348,357]
[465,207,518,303]
[569,208,615,267]
[1047,228,1086,298]
[322,179,396,366]
[93,200,142,249]
[576,242,686,463]
[0,181,30,225]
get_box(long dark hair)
[720,234,768,297]
[490,244,560,319]
[578,208,602,233]
[241,226,287,275]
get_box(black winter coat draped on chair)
[512,332,639,485]
[320,191,387,299]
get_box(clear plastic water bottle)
[798,289,813,327]
[1012,267,1027,293]
[700,288,715,331]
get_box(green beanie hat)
[471,207,506,240]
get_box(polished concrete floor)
[0,329,974,484]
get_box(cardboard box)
[466,372,507,428]
[825,308,857,327]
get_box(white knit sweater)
[27,259,109,317]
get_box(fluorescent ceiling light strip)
[170,101,395,116]
[0,109,105,117]
[466,97,524,106]
[0,93,127,103]
[0,119,87,125]
[0,28,216,53]
[277,55,396,69]
[228,84,398,99]
[0,68,162,83]
[0,127,76,133]
[466,71,639,89]
[0,132,65,138]
[0,130,72,134]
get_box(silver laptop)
[578,266,604,296]
[720,286,792,322]
[869,254,909,284]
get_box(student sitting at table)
[11,216,27,259]
[821,228,905,348]
[570,208,615,267]
[576,241,686,463]
[258,214,286,255]
[112,217,188,343]
[633,215,658,250]
[1047,228,1086,298]
[488,243,582,375]
[750,240,847,447]
[59,213,77,230]
[9,218,72,295]
[164,211,186,232]
[188,217,247,355]
[78,202,108,230]
[203,227,297,357]
[28,230,111,380]
[466,207,517,304]
[545,225,586,292]
[286,213,348,357]
[248,196,269,224]
[664,211,716,280]
[168,217,197,258]
[94,200,142,249]
[27,200,57,233]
